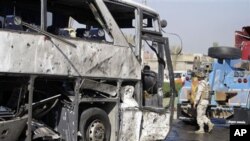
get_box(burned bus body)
[0,0,176,141]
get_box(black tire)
[79,108,111,141]
[208,47,241,59]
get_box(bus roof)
[117,0,157,14]
[41,0,158,16]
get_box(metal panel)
[119,109,142,141]
[81,79,118,96]
[0,31,141,80]
[57,107,77,141]
[0,116,27,141]
[140,112,170,141]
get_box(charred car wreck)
[0,0,176,141]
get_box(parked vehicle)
[0,0,176,141]
[174,71,187,82]
[177,27,250,125]
[165,70,187,83]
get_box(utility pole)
[142,0,147,5]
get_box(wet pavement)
[165,119,229,141]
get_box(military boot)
[208,122,214,133]
[195,128,205,134]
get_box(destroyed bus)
[0,0,177,141]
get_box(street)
[165,119,230,141]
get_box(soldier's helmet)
[195,71,206,78]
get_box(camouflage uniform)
[194,79,214,133]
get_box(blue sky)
[135,0,250,54]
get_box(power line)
[166,32,183,55]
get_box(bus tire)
[208,47,241,59]
[79,108,111,141]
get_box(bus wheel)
[79,108,111,141]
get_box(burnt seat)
[5,15,23,31]
[76,28,87,38]
[142,69,158,94]
[89,28,105,40]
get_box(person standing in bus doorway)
[194,71,214,134]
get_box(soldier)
[194,71,214,134]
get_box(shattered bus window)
[105,1,136,47]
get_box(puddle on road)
[165,120,229,141]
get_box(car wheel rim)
[86,119,105,141]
